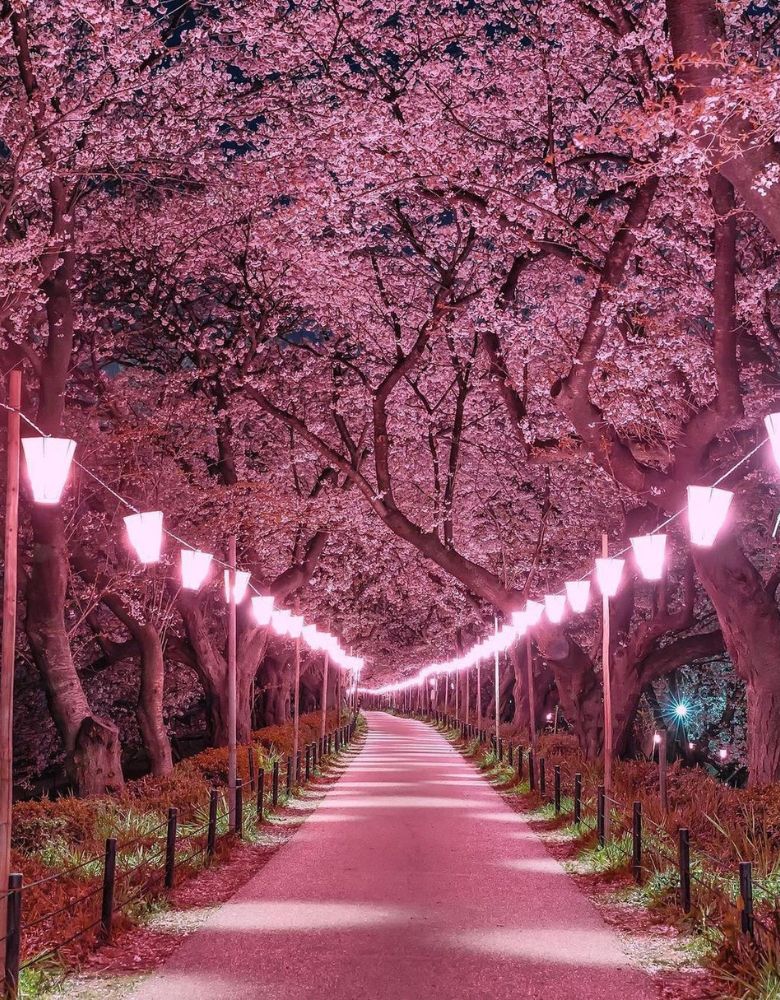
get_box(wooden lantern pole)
[465,664,470,727]
[227,535,238,830]
[493,615,500,750]
[525,630,537,749]
[292,600,301,774]
[0,370,21,968]
[476,660,482,725]
[601,531,613,842]
[320,650,329,740]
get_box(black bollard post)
[286,756,293,797]
[516,747,524,781]
[100,840,116,941]
[739,861,754,935]
[573,773,582,825]
[632,802,642,884]
[165,807,178,888]
[207,788,218,859]
[539,757,546,798]
[528,750,536,791]
[236,782,244,838]
[257,768,266,823]
[597,785,605,847]
[272,760,280,807]
[554,765,561,815]
[679,828,691,913]
[4,874,22,999]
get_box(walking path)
[129,712,656,999]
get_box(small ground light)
[653,733,661,745]
[689,742,695,750]
[719,747,728,760]
[545,713,553,722]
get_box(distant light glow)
[653,733,661,745]
[764,413,780,467]
[544,594,567,624]
[630,534,666,581]
[124,511,163,564]
[525,600,545,627]
[252,594,275,626]
[595,557,624,598]
[718,747,728,761]
[223,569,250,603]
[22,437,76,504]
[687,485,733,547]
[181,549,212,590]
[565,580,590,614]
[674,702,688,719]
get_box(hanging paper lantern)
[180,549,213,590]
[565,580,590,614]
[630,534,667,581]
[687,485,733,546]
[511,610,527,634]
[251,594,275,626]
[223,569,250,603]
[124,511,164,564]
[595,557,624,597]
[22,437,77,504]
[287,614,304,638]
[525,600,545,627]
[764,413,780,467]
[544,594,567,624]
[271,608,291,635]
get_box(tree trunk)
[25,508,124,794]
[536,628,603,759]
[693,538,780,783]
[135,624,173,777]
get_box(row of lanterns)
[362,417,780,695]
[20,436,363,675]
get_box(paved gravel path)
[129,711,656,999]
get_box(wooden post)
[236,782,244,837]
[272,761,279,807]
[257,768,265,823]
[493,616,500,752]
[0,370,21,971]
[539,757,546,798]
[320,652,329,740]
[4,874,21,1000]
[679,828,691,913]
[164,807,178,889]
[739,861,754,935]
[597,785,606,848]
[292,602,301,780]
[601,532,613,842]
[525,631,537,749]
[206,789,218,859]
[100,839,117,940]
[476,660,482,726]
[247,744,256,792]
[227,535,238,830]
[632,802,642,884]
[659,729,669,813]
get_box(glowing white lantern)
[22,437,76,504]
[251,594,275,626]
[765,413,780,467]
[180,549,212,590]
[630,534,667,581]
[544,594,567,624]
[287,614,304,639]
[686,485,733,546]
[595,557,624,597]
[124,511,163,563]
[511,610,527,634]
[271,608,291,634]
[565,580,590,614]
[525,600,545,627]
[223,569,250,603]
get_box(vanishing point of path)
[129,712,657,999]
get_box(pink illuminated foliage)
[2,0,780,789]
